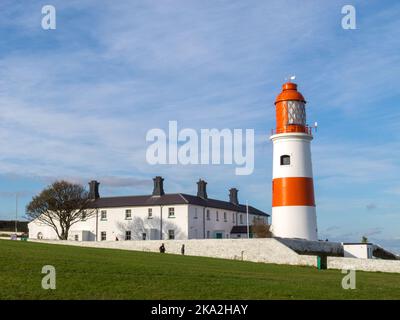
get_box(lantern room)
[274,82,311,134]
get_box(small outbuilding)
[343,243,374,259]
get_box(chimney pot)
[88,180,100,200]
[197,179,208,199]
[229,188,239,205]
[152,176,165,196]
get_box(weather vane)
[285,75,296,82]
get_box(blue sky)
[0,1,399,252]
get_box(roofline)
[89,193,270,216]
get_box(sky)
[0,0,399,252]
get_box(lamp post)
[15,193,18,234]
[246,201,249,239]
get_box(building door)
[216,232,223,239]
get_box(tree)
[26,180,95,240]
[252,218,272,238]
[361,236,368,243]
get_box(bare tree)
[252,218,272,238]
[26,180,95,240]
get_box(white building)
[28,177,269,241]
[343,243,374,259]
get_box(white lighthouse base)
[271,206,318,241]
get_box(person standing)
[159,243,165,253]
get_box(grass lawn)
[1,239,399,300]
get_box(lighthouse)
[270,81,318,241]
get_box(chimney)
[88,180,100,200]
[152,176,165,196]
[197,179,208,199]
[229,188,239,205]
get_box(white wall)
[97,204,189,241]
[187,204,265,239]
[328,256,400,273]
[343,244,372,259]
[28,215,96,240]
[271,133,313,179]
[30,238,317,267]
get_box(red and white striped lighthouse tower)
[270,81,318,240]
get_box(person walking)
[181,244,185,255]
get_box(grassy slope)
[0,239,399,300]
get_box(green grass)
[1,239,399,300]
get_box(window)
[168,207,175,218]
[194,208,198,219]
[216,211,219,221]
[101,231,106,241]
[168,229,175,240]
[125,231,131,240]
[206,231,210,239]
[148,208,153,218]
[224,212,227,222]
[74,235,79,241]
[81,211,87,221]
[142,233,147,240]
[287,100,306,125]
[101,210,107,221]
[125,209,132,220]
[206,210,210,220]
[240,214,243,224]
[233,213,235,223]
[280,155,291,166]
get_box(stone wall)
[26,238,400,273]
[30,238,317,267]
[328,256,400,273]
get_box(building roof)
[90,193,269,217]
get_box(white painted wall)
[271,206,318,241]
[28,215,97,240]
[328,256,400,273]
[270,133,313,179]
[29,238,317,267]
[343,244,373,259]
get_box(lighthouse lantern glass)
[287,101,306,126]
